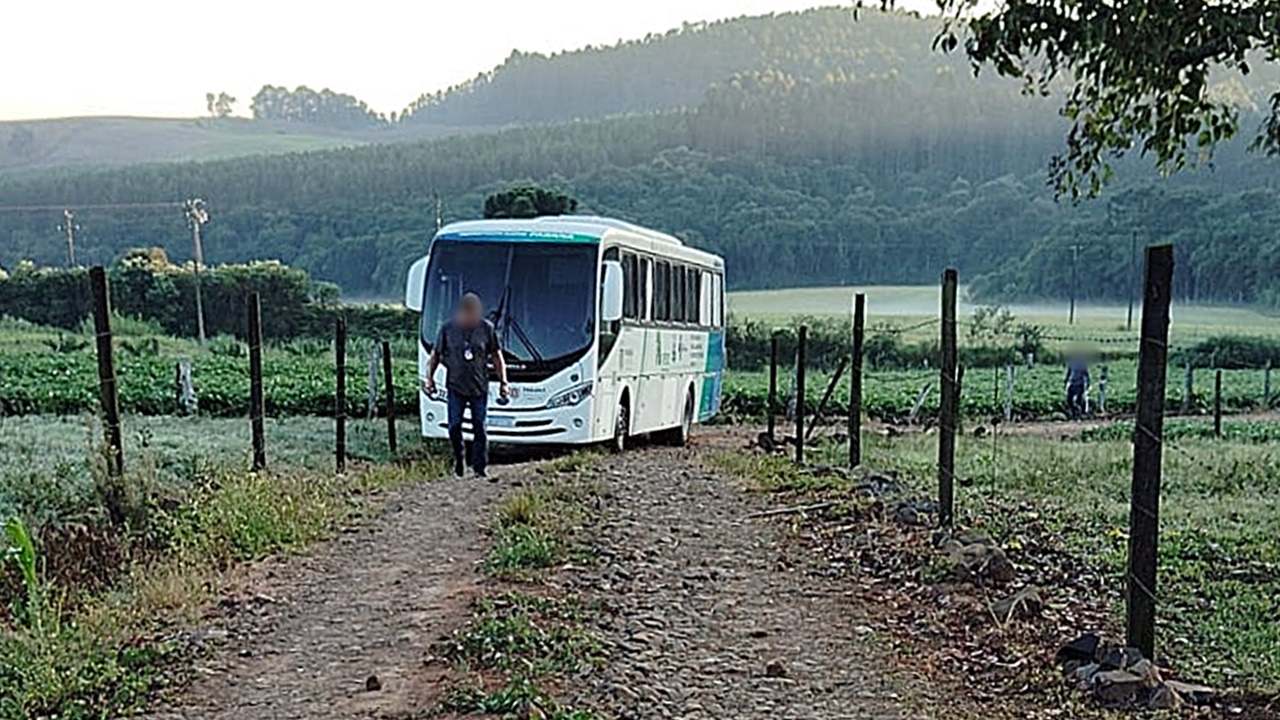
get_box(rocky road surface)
[565,440,930,720]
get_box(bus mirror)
[405,256,428,311]
[602,260,624,322]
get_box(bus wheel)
[611,400,630,454]
[662,389,694,447]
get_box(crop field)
[729,285,1280,349]
[722,362,1277,422]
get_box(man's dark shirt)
[435,319,501,398]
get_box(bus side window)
[673,266,685,324]
[640,258,652,321]
[688,270,701,324]
[716,273,725,328]
[655,261,670,322]
[622,253,637,320]
[700,271,712,327]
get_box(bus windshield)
[419,240,598,366]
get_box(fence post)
[90,267,125,526]
[795,325,808,466]
[767,335,779,445]
[367,348,380,420]
[1003,365,1015,423]
[335,316,347,474]
[938,268,959,528]
[1264,360,1272,409]
[1214,370,1223,438]
[382,341,398,455]
[1181,360,1194,414]
[247,293,267,472]
[1126,243,1174,661]
[849,293,866,468]
[177,359,197,415]
[1098,365,1109,415]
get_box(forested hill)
[401,9,968,125]
[1,7,1279,307]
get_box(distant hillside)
[2,7,1279,307]
[0,117,469,174]
[400,7,1280,127]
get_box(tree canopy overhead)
[483,185,579,219]
[933,0,1280,197]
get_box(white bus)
[405,216,726,450]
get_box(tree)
[933,0,1280,197]
[206,92,236,118]
[483,185,579,219]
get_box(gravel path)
[567,440,931,720]
[143,469,512,720]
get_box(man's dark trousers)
[447,392,489,473]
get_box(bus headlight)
[546,383,593,409]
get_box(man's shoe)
[475,468,497,483]
[453,460,465,477]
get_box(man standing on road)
[1065,353,1091,420]
[425,293,510,479]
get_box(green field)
[729,285,1280,349]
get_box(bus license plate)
[489,415,516,429]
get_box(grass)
[0,414,447,719]
[438,592,601,676]
[485,452,603,580]
[439,451,605,719]
[747,428,1280,693]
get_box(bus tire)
[611,397,630,454]
[661,387,695,447]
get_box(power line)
[0,201,184,213]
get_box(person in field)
[425,293,510,479]
[1065,352,1091,420]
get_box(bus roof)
[435,216,723,269]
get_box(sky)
[0,0,941,121]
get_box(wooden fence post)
[247,293,267,472]
[1214,370,1223,438]
[767,335,779,445]
[1126,243,1174,661]
[90,267,125,526]
[795,325,808,466]
[335,316,347,474]
[1181,360,1194,414]
[1264,360,1272,409]
[849,293,866,468]
[938,268,959,528]
[1098,365,1109,415]
[1003,365,1015,423]
[382,341,398,455]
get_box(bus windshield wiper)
[489,284,544,365]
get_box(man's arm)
[490,323,510,398]
[426,327,446,396]
[425,350,441,395]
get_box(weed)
[439,592,600,676]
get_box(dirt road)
[144,470,509,720]
[566,442,927,720]
[146,437,926,719]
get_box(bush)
[1178,335,1280,369]
[0,255,415,342]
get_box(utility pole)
[60,210,79,267]
[184,199,210,345]
[1069,243,1084,325]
